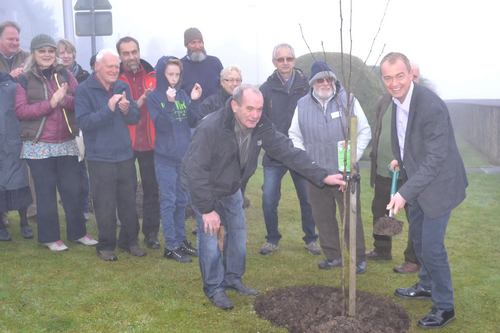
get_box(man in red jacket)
[117,36,161,249]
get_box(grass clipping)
[373,215,404,236]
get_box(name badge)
[331,111,340,119]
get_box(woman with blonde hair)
[14,34,97,251]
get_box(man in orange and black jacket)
[117,36,161,250]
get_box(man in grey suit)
[382,52,468,329]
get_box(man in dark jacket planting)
[181,84,346,310]
[258,43,318,256]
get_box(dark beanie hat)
[309,60,337,86]
[184,27,203,46]
[30,33,57,52]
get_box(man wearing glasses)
[258,43,318,256]
[289,60,371,273]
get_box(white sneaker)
[45,240,69,251]
[74,234,98,246]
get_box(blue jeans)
[155,163,188,248]
[262,165,317,245]
[191,190,246,298]
[409,201,453,310]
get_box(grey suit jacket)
[391,83,468,219]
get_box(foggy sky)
[40,0,500,99]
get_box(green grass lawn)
[1,156,499,332]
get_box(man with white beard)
[288,60,371,273]
[180,28,223,104]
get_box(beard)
[188,48,207,62]
[125,59,140,72]
[314,86,334,100]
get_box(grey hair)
[233,84,261,106]
[95,48,119,65]
[272,43,295,59]
[220,66,242,80]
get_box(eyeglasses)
[275,57,295,63]
[224,79,242,83]
[316,77,334,84]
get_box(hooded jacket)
[181,98,329,215]
[0,72,29,191]
[118,59,156,150]
[74,73,140,162]
[146,56,200,167]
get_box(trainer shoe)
[97,250,117,261]
[44,240,68,251]
[259,242,279,255]
[318,258,342,269]
[164,245,192,263]
[179,239,198,257]
[74,234,98,246]
[119,245,147,257]
[356,261,366,274]
[305,241,322,255]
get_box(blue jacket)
[0,72,29,191]
[259,68,309,166]
[180,55,223,104]
[74,74,140,162]
[147,56,200,167]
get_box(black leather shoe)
[226,282,259,296]
[21,226,34,239]
[0,229,12,241]
[209,291,234,310]
[395,283,432,300]
[144,232,161,249]
[418,307,455,329]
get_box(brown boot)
[217,225,224,251]
[393,262,421,274]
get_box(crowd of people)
[0,20,468,329]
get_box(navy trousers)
[409,201,454,310]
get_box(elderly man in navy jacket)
[75,48,146,262]
[383,52,468,329]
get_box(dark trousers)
[371,175,418,263]
[307,181,366,264]
[28,156,87,243]
[134,150,160,236]
[79,160,90,213]
[87,158,139,251]
[409,201,453,310]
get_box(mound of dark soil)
[254,286,410,333]
[373,215,404,236]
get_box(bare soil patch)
[254,286,410,333]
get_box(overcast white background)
[42,0,500,100]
